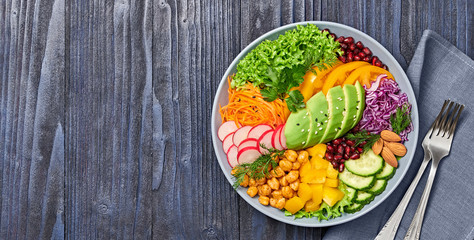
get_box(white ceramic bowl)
[211,21,419,227]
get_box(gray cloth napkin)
[323,30,474,240]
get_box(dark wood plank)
[0,0,65,239]
[65,0,153,239]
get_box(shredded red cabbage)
[358,74,413,142]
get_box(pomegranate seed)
[356,41,364,49]
[358,52,366,58]
[334,154,343,161]
[327,145,334,153]
[337,145,344,154]
[363,56,370,62]
[338,56,347,63]
[349,43,356,51]
[340,159,345,163]
[322,28,330,33]
[344,153,350,160]
[329,33,336,39]
[353,48,360,55]
[360,141,367,146]
[338,163,345,172]
[347,52,354,62]
[343,37,354,44]
[340,43,348,49]
[326,152,334,160]
[345,146,351,155]
[333,139,342,145]
[357,147,364,153]
[371,56,379,65]
[363,47,372,56]
[354,55,361,61]
[336,36,345,43]
[331,160,339,168]
[346,140,355,146]
[350,153,360,159]
[375,60,383,67]
[383,64,388,70]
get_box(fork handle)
[404,161,439,240]
[374,158,431,240]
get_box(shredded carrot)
[219,76,288,128]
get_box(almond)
[381,147,398,168]
[381,130,401,142]
[372,138,384,155]
[385,142,407,157]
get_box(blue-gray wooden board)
[0,0,472,239]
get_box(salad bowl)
[211,21,419,227]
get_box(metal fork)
[404,101,464,240]
[375,100,451,240]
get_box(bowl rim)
[211,21,419,227]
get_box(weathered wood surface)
[0,0,472,239]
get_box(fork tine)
[447,104,465,139]
[436,101,454,136]
[427,100,450,137]
[441,104,460,137]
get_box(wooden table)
[0,0,472,239]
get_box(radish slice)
[280,125,287,149]
[238,138,259,152]
[237,147,261,164]
[226,145,239,168]
[233,125,252,146]
[272,126,284,150]
[218,121,238,141]
[258,130,274,154]
[248,124,273,140]
[222,133,235,153]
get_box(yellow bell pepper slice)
[307,143,327,159]
[322,186,345,207]
[326,164,339,179]
[285,196,305,214]
[297,183,313,202]
[322,61,369,95]
[324,178,339,188]
[310,184,324,205]
[304,200,320,212]
[343,65,395,87]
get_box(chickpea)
[271,166,285,178]
[286,170,299,183]
[275,198,286,210]
[290,180,300,191]
[279,160,293,172]
[284,150,298,162]
[259,196,270,206]
[282,186,294,198]
[297,151,309,163]
[249,178,257,187]
[272,190,283,199]
[240,175,249,187]
[247,186,258,197]
[269,198,277,207]
[279,176,289,187]
[292,161,301,170]
[256,177,267,186]
[258,184,271,196]
[273,155,280,164]
[268,177,280,190]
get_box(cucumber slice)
[345,186,358,203]
[345,149,384,176]
[376,161,396,180]
[355,191,374,205]
[368,179,387,196]
[345,202,364,213]
[339,169,375,191]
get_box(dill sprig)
[345,130,381,153]
[390,104,412,134]
[232,145,285,189]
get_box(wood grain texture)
[0,0,472,239]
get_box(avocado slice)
[303,92,329,148]
[320,86,346,143]
[351,81,366,129]
[284,108,311,150]
[335,84,358,138]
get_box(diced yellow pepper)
[285,196,305,214]
[301,169,326,184]
[307,144,327,159]
[322,186,345,207]
[304,200,320,212]
[326,164,339,179]
[324,178,339,188]
[309,184,323,205]
[311,156,330,170]
[297,183,313,202]
[299,161,312,177]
